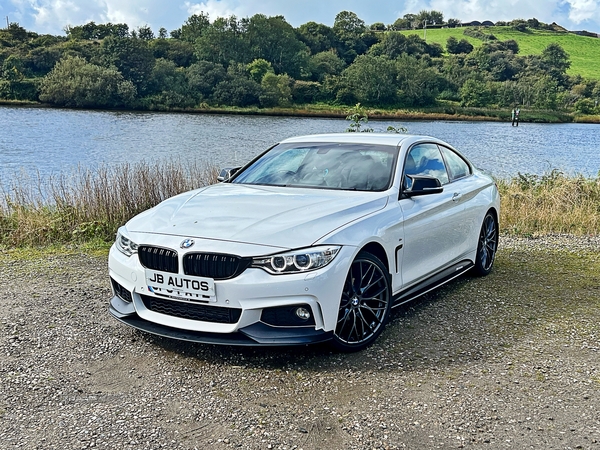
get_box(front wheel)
[473,211,498,276]
[331,251,391,352]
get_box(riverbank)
[1,161,599,248]
[2,99,597,124]
[1,235,598,449]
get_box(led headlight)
[252,246,341,275]
[115,227,138,257]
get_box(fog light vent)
[261,305,316,327]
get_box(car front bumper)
[108,242,355,346]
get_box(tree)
[416,10,444,26]
[541,43,571,73]
[333,11,368,63]
[39,56,136,107]
[147,58,187,96]
[259,72,292,107]
[137,25,155,40]
[24,45,63,76]
[369,33,409,59]
[447,18,461,28]
[532,75,559,109]
[247,59,274,83]
[194,16,249,67]
[396,54,440,106]
[245,14,310,78]
[180,13,211,42]
[1,55,25,81]
[212,75,261,107]
[342,55,397,105]
[447,37,473,55]
[292,80,321,103]
[308,51,345,82]
[101,36,155,94]
[186,61,227,100]
[391,14,418,30]
[460,78,492,107]
[144,58,194,108]
[158,28,168,39]
[296,22,337,54]
[150,39,195,67]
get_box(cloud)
[399,0,571,25]
[5,0,600,36]
[185,0,236,20]
[565,0,600,23]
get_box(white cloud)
[5,0,600,35]
[565,0,599,23]
[185,0,236,20]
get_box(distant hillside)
[403,27,600,80]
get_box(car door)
[398,143,468,288]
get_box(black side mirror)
[403,175,443,197]
[217,167,240,182]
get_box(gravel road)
[1,235,599,449]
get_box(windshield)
[232,143,398,191]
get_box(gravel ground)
[1,235,599,449]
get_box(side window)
[440,146,471,181]
[404,144,449,186]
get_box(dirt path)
[1,236,599,449]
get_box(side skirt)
[392,260,474,308]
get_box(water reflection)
[1,106,599,184]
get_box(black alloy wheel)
[332,251,391,351]
[473,211,498,276]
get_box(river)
[1,106,599,184]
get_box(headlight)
[252,246,341,275]
[115,227,138,257]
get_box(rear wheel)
[473,211,498,276]
[331,251,391,352]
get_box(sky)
[1,0,599,36]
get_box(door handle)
[452,192,462,202]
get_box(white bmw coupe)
[109,133,499,351]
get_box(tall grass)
[1,163,599,248]
[1,161,218,247]
[497,170,600,236]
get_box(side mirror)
[217,167,240,182]
[403,175,443,197]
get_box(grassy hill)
[402,27,600,80]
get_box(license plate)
[145,269,215,301]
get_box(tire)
[331,251,392,352]
[472,211,498,276]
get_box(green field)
[402,26,600,79]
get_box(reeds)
[497,170,600,236]
[1,160,218,247]
[1,164,599,248]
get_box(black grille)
[141,295,242,324]
[138,246,178,273]
[111,278,132,303]
[183,253,252,280]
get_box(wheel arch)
[359,241,390,274]
[486,206,500,228]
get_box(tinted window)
[440,146,471,181]
[404,144,449,186]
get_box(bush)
[292,80,321,103]
[39,56,136,108]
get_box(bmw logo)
[180,239,195,249]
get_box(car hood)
[127,183,389,249]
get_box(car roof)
[279,133,447,148]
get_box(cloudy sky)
[1,0,599,35]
